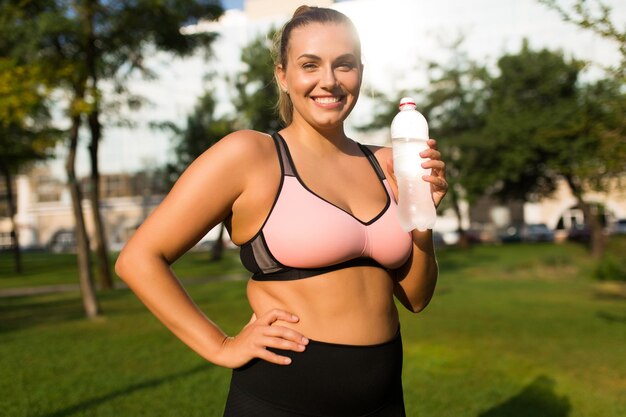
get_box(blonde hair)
[272,5,362,125]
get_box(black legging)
[223,330,406,417]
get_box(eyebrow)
[296,53,358,61]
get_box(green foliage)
[232,28,282,132]
[166,27,282,184]
[165,90,235,184]
[0,0,224,128]
[420,42,491,207]
[0,59,61,173]
[477,42,585,200]
[593,236,626,281]
[594,255,626,281]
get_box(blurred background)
[1,0,625,416]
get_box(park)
[1,0,626,416]
[1,239,626,416]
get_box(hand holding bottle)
[390,97,446,232]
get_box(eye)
[336,61,357,71]
[301,62,318,71]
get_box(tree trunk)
[66,113,100,318]
[88,111,113,290]
[564,174,605,259]
[0,160,22,273]
[211,223,225,261]
[450,186,469,249]
[85,0,113,291]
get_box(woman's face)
[276,22,363,131]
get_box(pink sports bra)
[239,133,413,281]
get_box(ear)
[275,64,288,92]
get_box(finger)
[419,148,441,160]
[262,336,307,352]
[264,325,309,345]
[257,309,299,326]
[422,175,448,189]
[427,139,439,150]
[421,160,446,170]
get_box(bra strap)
[358,143,387,180]
[271,132,295,177]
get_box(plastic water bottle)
[390,97,436,232]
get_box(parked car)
[610,219,626,235]
[567,224,590,243]
[432,231,446,248]
[48,229,76,253]
[522,223,555,243]
[498,225,523,243]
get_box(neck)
[281,118,352,155]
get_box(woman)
[115,5,447,416]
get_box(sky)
[220,0,244,9]
[46,0,626,179]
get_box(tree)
[1,0,223,317]
[537,0,626,257]
[417,43,490,247]
[231,28,281,133]
[477,42,625,258]
[0,60,60,273]
[82,0,223,291]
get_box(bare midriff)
[247,266,399,345]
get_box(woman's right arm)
[115,131,308,368]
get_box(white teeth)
[314,96,341,104]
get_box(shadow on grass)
[477,375,571,417]
[35,363,212,417]
[0,289,146,334]
[596,310,626,324]
[437,246,500,275]
[0,294,86,334]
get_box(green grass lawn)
[1,243,625,417]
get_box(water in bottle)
[390,97,437,232]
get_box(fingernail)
[284,357,292,364]
[302,337,309,344]
[291,315,298,321]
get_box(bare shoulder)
[196,129,275,167]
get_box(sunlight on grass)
[1,243,625,416]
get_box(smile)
[311,96,345,107]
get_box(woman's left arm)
[383,139,448,313]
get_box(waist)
[247,267,399,345]
[230,328,403,416]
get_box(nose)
[320,65,338,90]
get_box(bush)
[594,254,626,281]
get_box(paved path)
[0,274,247,298]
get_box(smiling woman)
[274,21,363,132]
[115,4,448,417]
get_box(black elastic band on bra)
[357,143,387,180]
[250,257,387,281]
